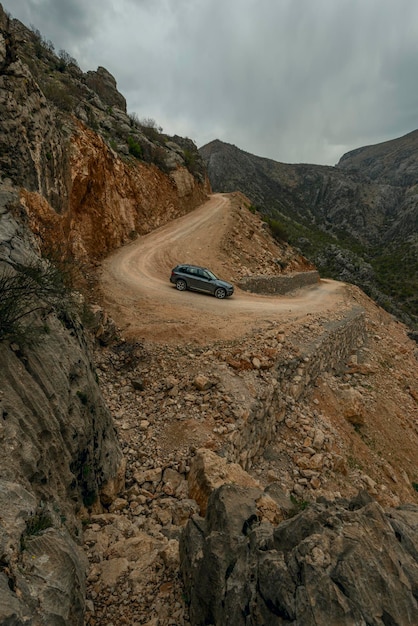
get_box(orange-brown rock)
[187,448,261,515]
[21,121,210,264]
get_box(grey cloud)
[4,0,107,54]
[4,0,418,164]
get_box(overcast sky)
[4,0,418,165]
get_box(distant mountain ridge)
[200,136,418,327]
[338,128,418,184]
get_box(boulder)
[338,387,366,426]
[187,448,260,515]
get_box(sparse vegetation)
[285,495,310,518]
[183,148,195,168]
[128,136,142,159]
[265,217,289,242]
[41,81,75,112]
[30,25,55,58]
[371,241,418,325]
[151,145,170,172]
[139,117,164,142]
[347,455,363,470]
[0,259,74,343]
[56,49,79,72]
[20,511,53,550]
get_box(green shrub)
[285,495,310,518]
[128,136,142,159]
[263,216,289,242]
[183,148,195,167]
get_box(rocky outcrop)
[187,448,261,516]
[20,120,210,263]
[0,186,124,622]
[1,5,210,264]
[0,8,70,213]
[85,66,127,112]
[181,485,418,625]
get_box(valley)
[1,5,418,623]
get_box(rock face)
[0,8,69,212]
[187,448,261,515]
[181,485,418,625]
[0,7,210,623]
[85,66,127,112]
[0,185,123,622]
[0,6,210,264]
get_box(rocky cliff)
[0,184,124,624]
[1,5,210,266]
[200,139,418,328]
[181,485,418,625]
[2,4,418,625]
[0,4,209,624]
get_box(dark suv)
[170,264,234,299]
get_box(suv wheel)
[214,287,226,299]
[176,279,187,291]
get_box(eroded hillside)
[1,4,418,625]
[85,192,418,624]
[1,6,210,269]
[200,138,418,328]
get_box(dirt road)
[100,194,348,344]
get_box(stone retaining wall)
[225,306,367,469]
[238,270,320,295]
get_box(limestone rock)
[338,387,366,425]
[85,66,127,112]
[0,480,88,625]
[187,448,260,515]
[193,374,212,391]
[0,146,123,625]
[181,486,418,625]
